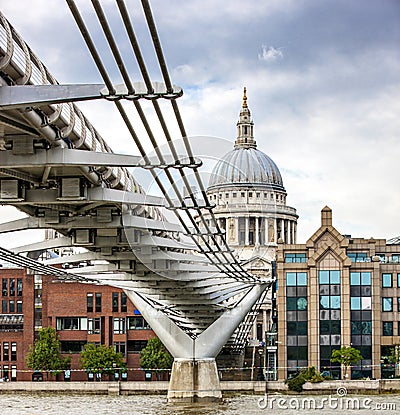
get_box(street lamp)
[257,348,265,381]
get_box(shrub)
[286,366,324,392]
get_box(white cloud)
[0,0,399,246]
[258,45,284,62]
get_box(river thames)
[0,393,399,415]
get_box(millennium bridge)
[0,1,272,401]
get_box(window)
[9,279,15,296]
[285,253,306,263]
[56,317,87,331]
[351,321,372,335]
[3,342,9,360]
[350,272,371,286]
[16,279,22,296]
[392,255,400,263]
[113,317,125,334]
[398,274,400,287]
[127,340,147,353]
[398,297,400,312]
[382,298,393,312]
[2,300,7,313]
[11,342,16,361]
[382,322,393,336]
[2,365,8,381]
[241,192,245,198]
[121,292,127,312]
[128,317,150,330]
[9,300,14,313]
[248,192,253,198]
[286,272,307,286]
[347,252,368,262]
[114,342,126,355]
[351,297,361,310]
[256,193,260,198]
[319,270,340,284]
[382,273,392,288]
[86,293,93,312]
[112,292,119,312]
[232,192,237,198]
[60,341,86,353]
[2,279,7,296]
[225,193,229,198]
[88,318,101,334]
[95,293,102,312]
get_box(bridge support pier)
[125,283,269,402]
[168,358,221,403]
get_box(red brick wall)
[0,268,157,381]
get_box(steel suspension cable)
[68,0,257,282]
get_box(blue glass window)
[382,298,393,312]
[350,272,360,285]
[361,272,371,286]
[330,296,341,309]
[285,253,306,263]
[348,252,368,262]
[382,273,392,288]
[297,273,307,286]
[320,296,330,310]
[319,271,329,284]
[319,270,340,284]
[351,297,361,310]
[330,271,340,284]
[286,272,308,286]
[286,273,297,286]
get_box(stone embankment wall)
[0,380,400,395]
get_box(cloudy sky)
[1,0,399,243]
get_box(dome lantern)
[208,88,284,191]
[235,87,256,149]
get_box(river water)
[0,393,399,415]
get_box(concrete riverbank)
[1,380,400,396]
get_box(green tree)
[331,346,363,378]
[140,337,173,380]
[79,343,124,380]
[26,327,71,380]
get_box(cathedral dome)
[208,88,285,191]
[208,146,284,190]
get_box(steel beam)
[0,84,105,109]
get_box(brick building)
[0,265,155,381]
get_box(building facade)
[0,265,155,381]
[277,206,400,380]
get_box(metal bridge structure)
[0,1,272,401]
